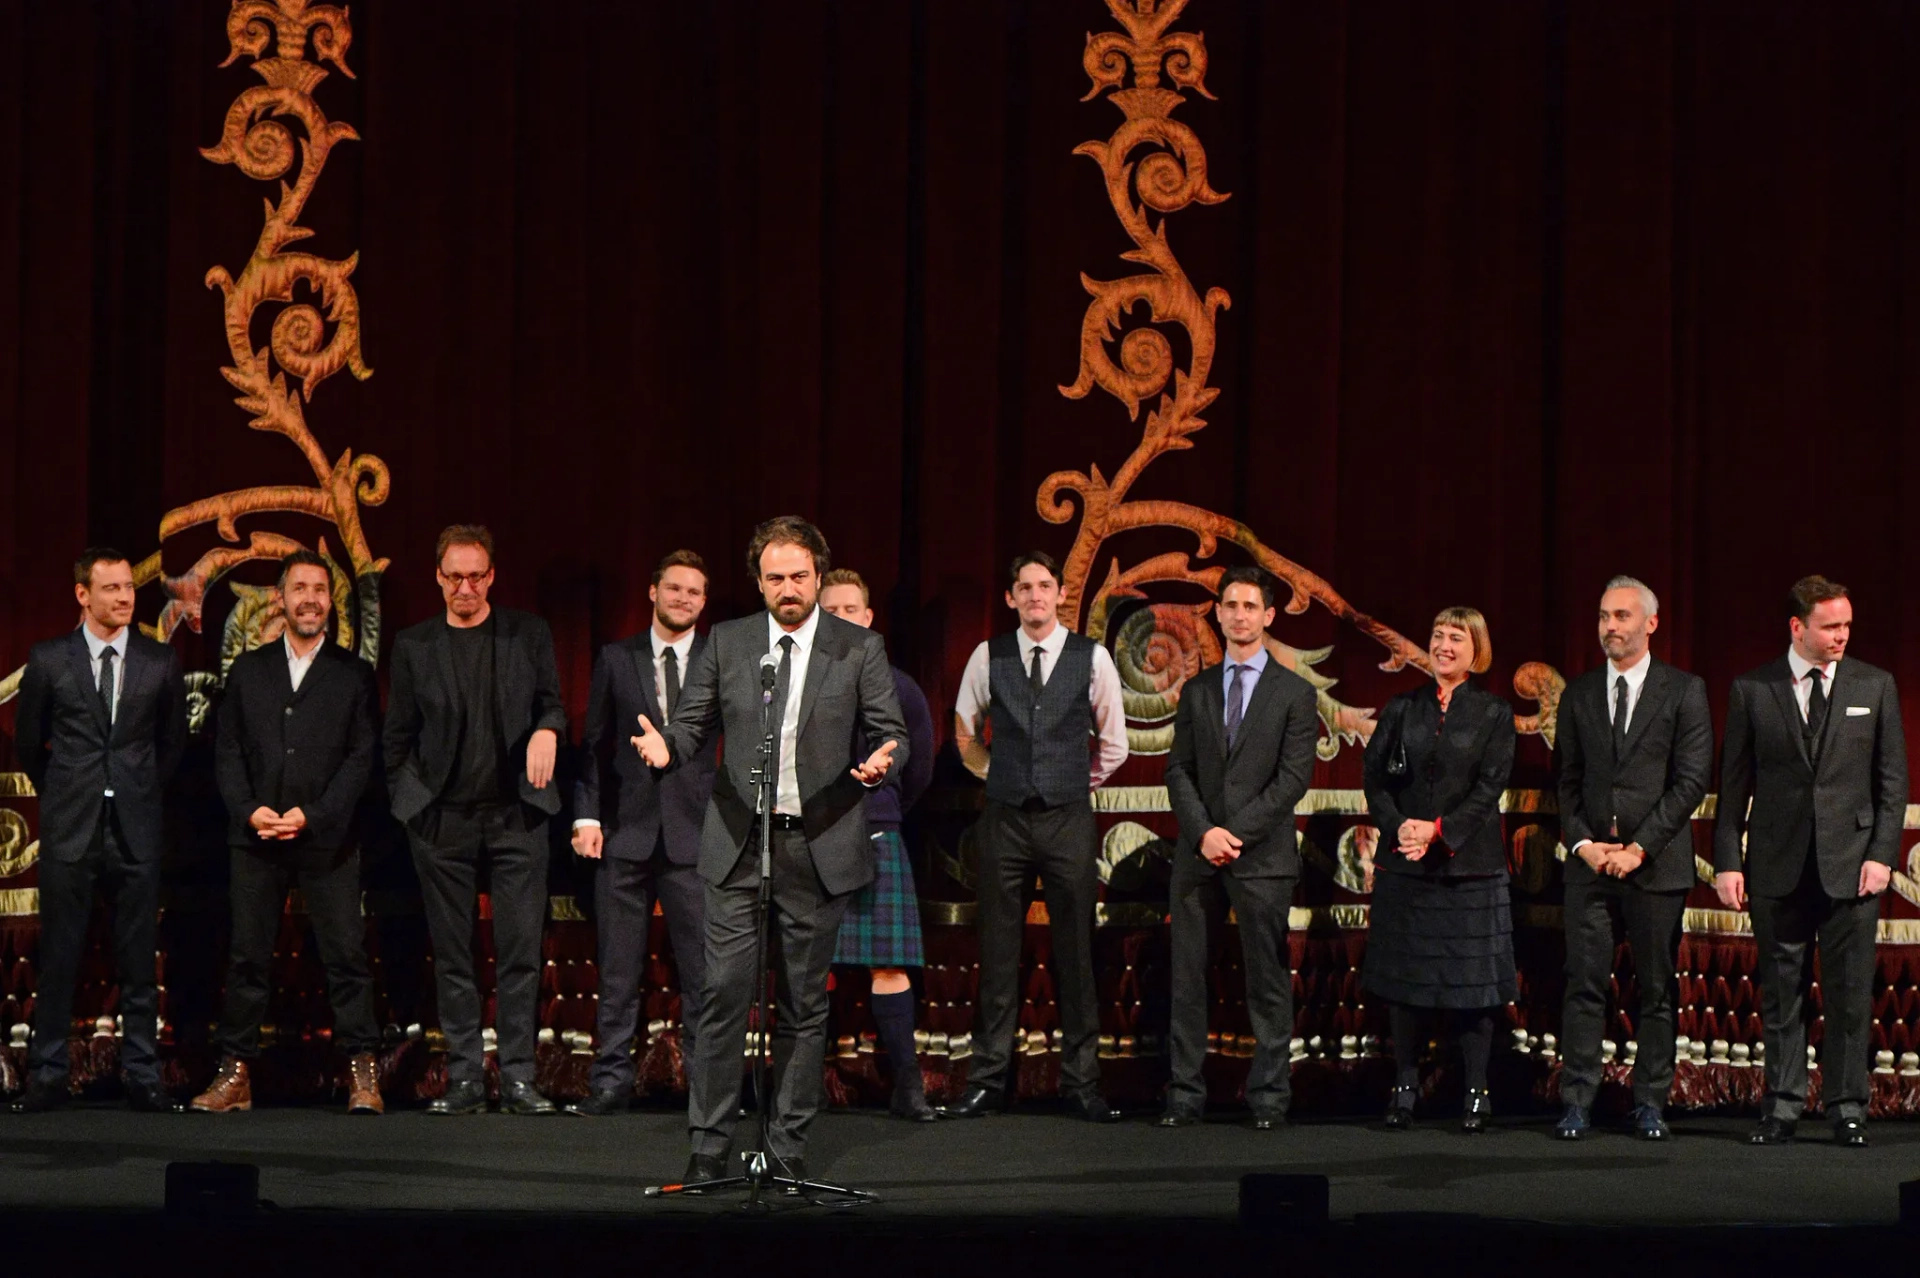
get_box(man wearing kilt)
[820,570,939,1120]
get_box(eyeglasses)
[440,572,490,588]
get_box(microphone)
[760,652,779,702]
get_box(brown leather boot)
[346,1053,384,1115]
[190,1058,252,1113]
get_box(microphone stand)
[647,652,873,1209]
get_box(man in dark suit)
[633,516,906,1187]
[385,525,567,1116]
[12,547,187,1113]
[1159,566,1319,1130]
[1714,575,1907,1148]
[1553,576,1712,1141]
[191,550,384,1115]
[566,549,718,1116]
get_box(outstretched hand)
[851,740,897,785]
[631,714,670,768]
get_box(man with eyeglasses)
[385,524,567,1115]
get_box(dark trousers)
[1558,875,1686,1110]
[589,839,707,1094]
[30,806,159,1086]
[215,844,378,1059]
[967,797,1102,1097]
[1166,858,1295,1116]
[407,803,550,1085]
[1750,855,1880,1122]
[687,826,849,1161]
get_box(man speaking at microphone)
[633,516,907,1188]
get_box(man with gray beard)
[193,549,384,1114]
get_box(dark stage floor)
[2,1101,1915,1225]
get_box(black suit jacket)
[1713,654,1908,899]
[574,631,717,864]
[1554,658,1714,893]
[15,628,187,864]
[215,639,380,853]
[660,609,908,895]
[1164,657,1320,879]
[1363,678,1516,878]
[383,608,568,822]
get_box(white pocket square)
[1846,706,1872,716]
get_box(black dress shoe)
[890,1077,938,1123]
[779,1155,808,1194]
[1833,1115,1869,1148]
[1064,1091,1123,1123]
[1630,1104,1670,1141]
[1554,1103,1590,1140]
[499,1080,556,1115]
[937,1085,1004,1118]
[126,1081,183,1114]
[10,1078,71,1114]
[1461,1087,1491,1134]
[1249,1113,1284,1132]
[1382,1087,1417,1131]
[564,1088,628,1117]
[1157,1109,1201,1128]
[1748,1116,1796,1145]
[678,1152,727,1194]
[428,1079,488,1115]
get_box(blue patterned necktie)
[1225,663,1247,749]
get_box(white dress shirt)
[285,633,320,693]
[1603,649,1653,733]
[80,624,128,724]
[769,608,822,816]
[652,625,696,722]
[1222,645,1270,729]
[1787,647,1839,722]
[955,621,1131,790]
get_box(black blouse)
[1362,677,1517,878]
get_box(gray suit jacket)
[1713,654,1908,899]
[15,628,187,864]
[1164,658,1319,879]
[660,609,908,894]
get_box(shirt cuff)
[572,819,601,830]
[1570,838,1590,854]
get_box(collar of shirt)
[651,627,695,664]
[1787,648,1838,687]
[1016,623,1068,663]
[1607,649,1652,696]
[768,605,821,657]
[81,625,128,664]
[285,632,320,681]
[1222,645,1270,682]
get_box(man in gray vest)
[941,551,1130,1120]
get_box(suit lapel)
[1225,661,1278,765]
[69,631,110,739]
[795,617,836,737]
[627,636,661,723]
[1616,661,1672,761]
[1765,658,1814,773]
[1812,659,1849,776]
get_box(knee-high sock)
[870,989,922,1081]
[1453,1009,1496,1091]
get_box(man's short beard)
[289,611,328,639]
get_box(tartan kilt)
[832,829,925,968]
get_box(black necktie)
[662,646,681,723]
[1028,644,1046,705]
[767,635,796,808]
[1225,663,1248,749]
[97,646,116,726]
[1612,675,1629,758]
[1805,667,1829,750]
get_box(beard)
[288,608,329,639]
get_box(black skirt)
[1363,871,1518,1009]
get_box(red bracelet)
[1433,817,1443,841]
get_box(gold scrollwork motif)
[1048,0,1560,756]
[151,0,387,675]
[0,809,36,878]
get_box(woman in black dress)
[1363,606,1517,1132]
